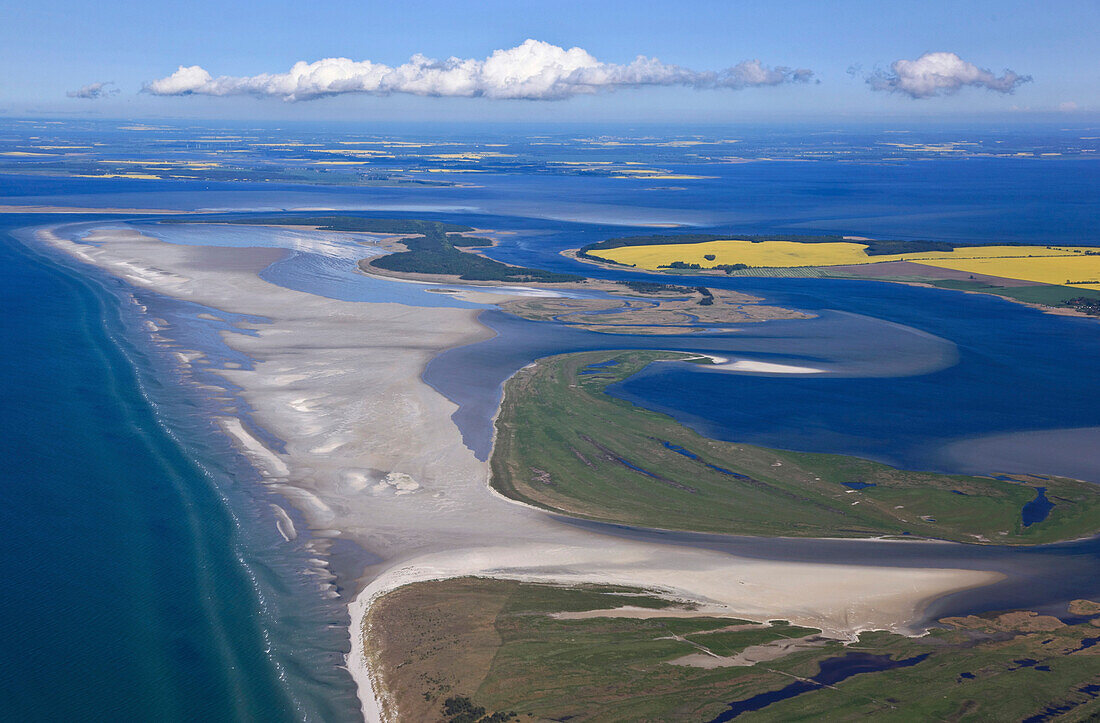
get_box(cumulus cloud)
[67,81,119,99]
[867,52,1030,98]
[144,39,813,101]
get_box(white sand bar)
[38,224,1000,723]
[696,354,825,374]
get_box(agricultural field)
[593,239,1100,289]
[490,350,1100,544]
[366,577,1100,722]
[916,254,1100,290]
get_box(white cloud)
[1059,101,1079,112]
[67,81,119,99]
[713,60,816,89]
[868,52,1030,98]
[144,39,813,101]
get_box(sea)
[1,122,1099,721]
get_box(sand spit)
[699,355,826,374]
[37,223,1000,723]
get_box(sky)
[2,0,1097,123]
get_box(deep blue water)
[0,218,360,721]
[1023,488,1055,527]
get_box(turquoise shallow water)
[0,217,360,721]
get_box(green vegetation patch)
[368,577,817,722]
[924,278,1100,312]
[361,220,583,283]
[490,350,1100,544]
[746,613,1100,722]
[370,577,1100,722]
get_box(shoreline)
[32,219,1014,722]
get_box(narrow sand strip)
[695,354,825,374]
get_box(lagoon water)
[2,136,1100,721]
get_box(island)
[575,233,1100,316]
[366,576,1100,721]
[491,350,1100,545]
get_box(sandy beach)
[36,223,1002,722]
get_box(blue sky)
[2,0,1097,122]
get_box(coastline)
[33,220,1008,722]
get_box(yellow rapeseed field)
[594,239,1100,288]
[916,256,1100,291]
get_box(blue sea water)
[0,217,361,721]
[5,150,1100,242]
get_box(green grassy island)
[368,577,1100,722]
[360,220,583,283]
[490,350,1100,545]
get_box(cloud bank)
[144,39,813,101]
[67,81,118,99]
[868,52,1030,98]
